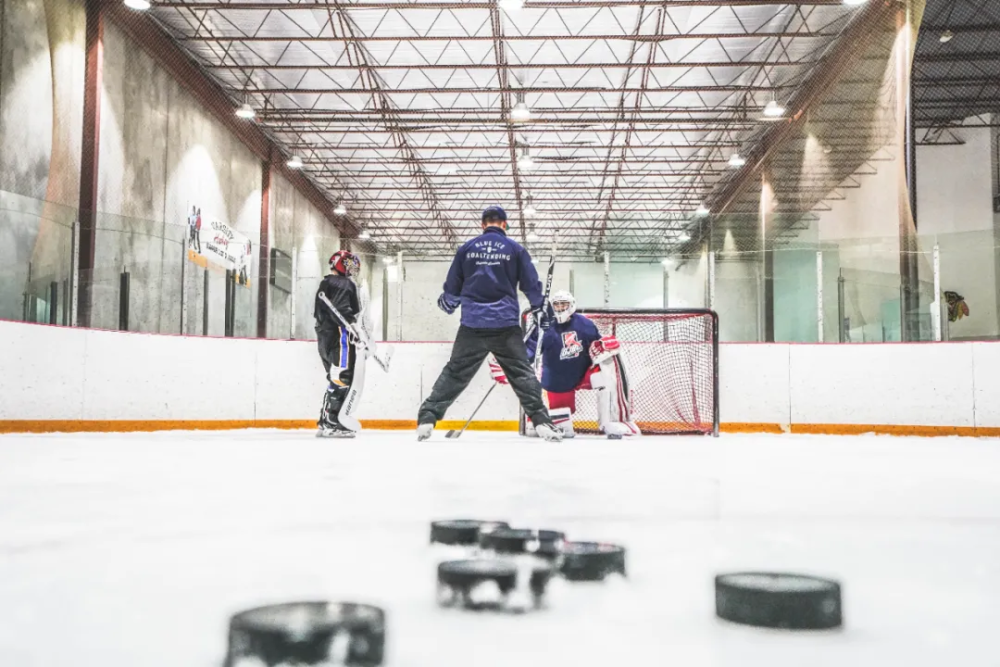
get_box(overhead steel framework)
[138,0,992,258]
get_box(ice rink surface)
[1,429,999,667]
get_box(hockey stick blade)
[445,384,496,439]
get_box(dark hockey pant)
[317,326,357,428]
[418,324,553,428]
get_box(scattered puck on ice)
[559,542,627,581]
[479,528,566,559]
[607,434,623,440]
[437,559,554,611]
[715,572,843,630]
[430,519,509,546]
[224,601,385,667]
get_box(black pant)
[317,326,356,384]
[418,325,552,427]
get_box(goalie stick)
[318,292,393,373]
[446,250,556,440]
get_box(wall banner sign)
[185,205,253,288]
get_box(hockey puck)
[479,528,565,559]
[430,519,509,546]
[715,572,843,630]
[559,542,627,581]
[224,601,385,667]
[437,559,554,611]
[607,434,623,440]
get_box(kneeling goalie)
[491,290,640,438]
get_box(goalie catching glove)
[589,335,621,366]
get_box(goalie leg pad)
[589,357,640,437]
[337,342,365,433]
[546,389,576,438]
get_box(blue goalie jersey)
[526,312,602,393]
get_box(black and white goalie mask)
[551,290,576,324]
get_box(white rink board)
[971,343,1000,428]
[3,320,1000,430]
[720,344,790,426]
[788,343,976,427]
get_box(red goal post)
[522,308,719,437]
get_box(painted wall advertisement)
[185,205,253,287]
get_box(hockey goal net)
[534,309,719,436]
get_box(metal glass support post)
[118,269,130,331]
[569,267,575,296]
[897,3,920,341]
[603,252,610,306]
[179,237,187,334]
[837,269,847,343]
[69,221,78,327]
[382,263,390,342]
[290,247,298,339]
[202,269,210,336]
[396,251,404,341]
[932,242,942,341]
[707,250,716,310]
[816,250,824,342]
[49,282,59,325]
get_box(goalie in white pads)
[492,290,640,438]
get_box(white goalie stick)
[318,291,393,373]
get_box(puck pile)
[431,519,627,613]
[222,519,843,666]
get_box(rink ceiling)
[137,0,916,258]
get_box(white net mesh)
[569,309,718,436]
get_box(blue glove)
[438,292,460,315]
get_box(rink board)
[2,320,1000,436]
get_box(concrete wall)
[266,170,341,340]
[916,123,998,340]
[94,20,264,336]
[0,0,85,320]
[5,318,1000,435]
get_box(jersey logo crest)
[560,331,583,360]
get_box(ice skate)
[317,423,357,439]
[417,423,434,441]
[535,423,564,442]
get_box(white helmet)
[550,290,576,324]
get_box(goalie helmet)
[550,290,576,324]
[329,250,361,278]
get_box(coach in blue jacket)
[416,205,562,442]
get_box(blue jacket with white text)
[442,226,543,329]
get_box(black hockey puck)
[224,601,385,667]
[607,434,623,440]
[430,519,509,546]
[559,542,627,581]
[437,559,554,610]
[715,572,843,630]
[479,528,565,559]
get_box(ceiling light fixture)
[843,0,868,5]
[517,148,535,171]
[678,232,691,242]
[235,102,255,119]
[523,196,536,217]
[286,155,303,169]
[498,0,524,12]
[334,203,347,216]
[358,230,371,240]
[124,0,151,9]
[728,153,746,168]
[696,204,710,216]
[939,29,954,43]
[511,100,531,123]
[762,99,786,118]
[661,258,672,267]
